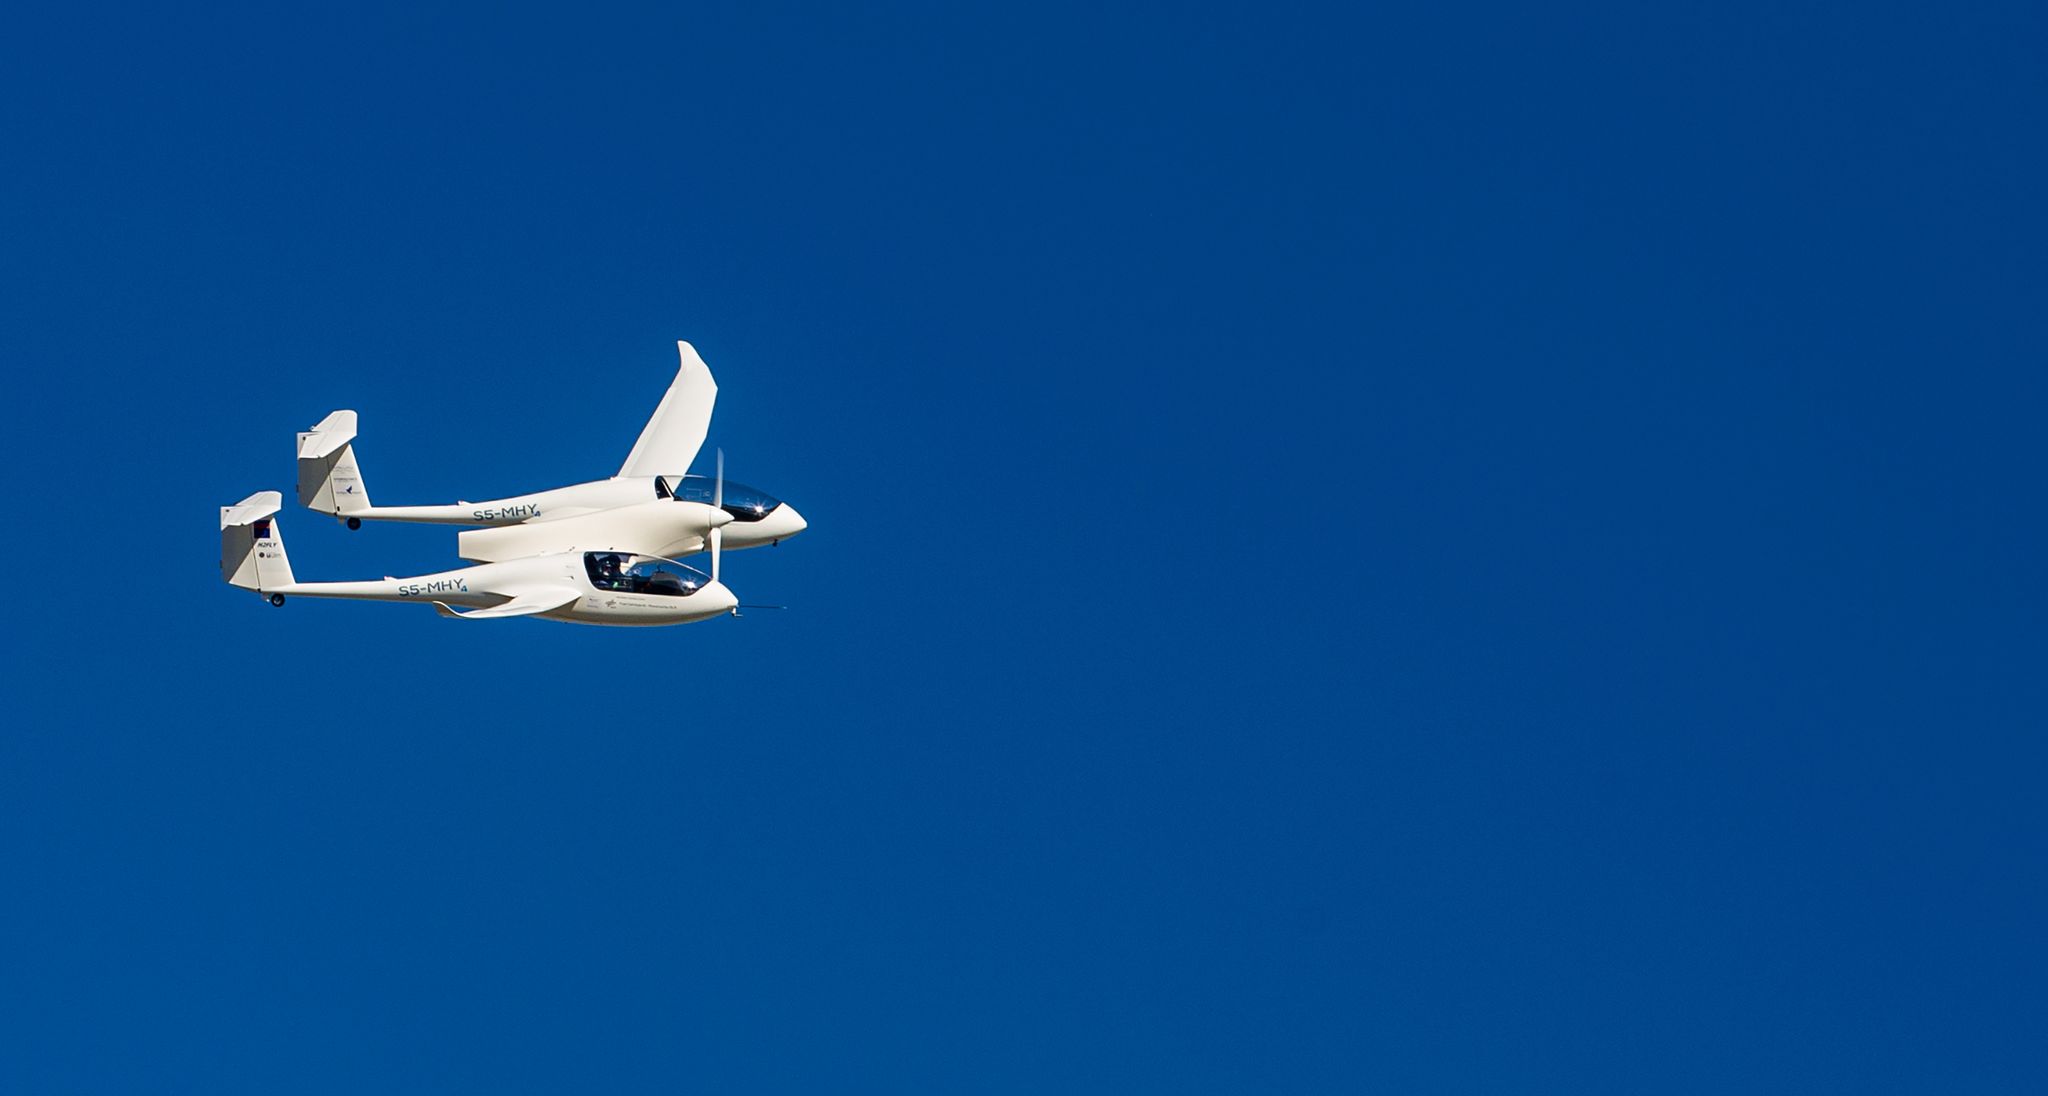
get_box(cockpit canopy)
[658,474,783,523]
[583,552,712,597]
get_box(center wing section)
[434,587,580,620]
[456,499,716,563]
[617,341,718,478]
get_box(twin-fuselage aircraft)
[220,341,803,627]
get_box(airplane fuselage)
[267,552,739,627]
[332,475,807,552]
[337,476,654,526]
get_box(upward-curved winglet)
[617,341,718,478]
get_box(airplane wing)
[617,341,718,478]
[433,587,580,621]
[456,500,709,563]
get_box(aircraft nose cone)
[709,507,735,528]
[773,503,808,538]
[701,581,739,616]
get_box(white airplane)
[295,341,807,563]
[220,476,751,626]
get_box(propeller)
[710,447,723,584]
[707,448,787,618]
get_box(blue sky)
[2,2,2044,1091]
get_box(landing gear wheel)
[346,517,361,530]
[269,593,286,607]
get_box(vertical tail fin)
[220,491,296,591]
[297,410,372,515]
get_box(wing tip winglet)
[617,340,718,478]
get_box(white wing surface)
[455,499,716,563]
[433,588,580,620]
[617,341,718,478]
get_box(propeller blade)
[711,447,725,584]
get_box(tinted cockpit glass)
[666,475,782,523]
[583,552,710,596]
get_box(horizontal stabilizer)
[433,588,579,620]
[298,410,358,461]
[221,491,283,529]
